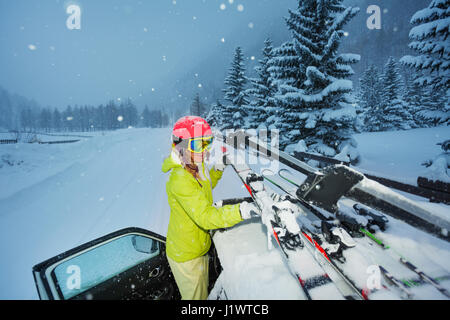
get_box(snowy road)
[0,129,177,299]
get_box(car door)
[32,227,180,300]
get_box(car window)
[52,234,160,299]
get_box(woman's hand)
[239,201,260,220]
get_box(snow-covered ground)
[0,126,449,299]
[353,126,448,185]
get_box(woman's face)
[190,150,209,164]
[180,147,208,165]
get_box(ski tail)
[379,265,414,299]
[400,258,450,299]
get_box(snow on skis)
[223,149,365,300]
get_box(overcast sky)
[0,0,429,112]
[0,0,297,109]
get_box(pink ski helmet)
[172,116,212,144]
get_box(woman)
[161,116,257,300]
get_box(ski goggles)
[188,136,214,153]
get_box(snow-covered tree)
[403,72,425,128]
[359,64,383,131]
[417,84,449,126]
[400,0,450,90]
[269,0,360,161]
[379,57,415,131]
[266,41,300,135]
[221,47,249,129]
[245,39,276,129]
[400,0,450,127]
[206,100,225,129]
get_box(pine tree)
[269,0,360,160]
[245,39,276,129]
[380,57,415,131]
[418,85,449,126]
[141,105,152,128]
[359,64,384,132]
[190,93,205,117]
[206,100,225,129]
[0,87,12,130]
[403,72,424,128]
[222,47,249,129]
[52,108,62,132]
[400,0,450,90]
[266,41,300,136]
[39,108,52,132]
[400,0,450,126]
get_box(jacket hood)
[162,150,182,173]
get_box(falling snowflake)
[28,44,37,51]
[117,115,123,122]
[237,4,244,12]
[220,3,226,10]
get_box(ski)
[222,149,366,300]
[401,275,450,288]
[228,130,450,241]
[260,168,411,297]
[379,265,413,299]
[399,259,450,298]
[274,168,450,299]
[267,168,381,246]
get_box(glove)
[239,201,260,220]
[214,146,229,172]
[214,161,227,172]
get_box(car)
[32,225,228,300]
